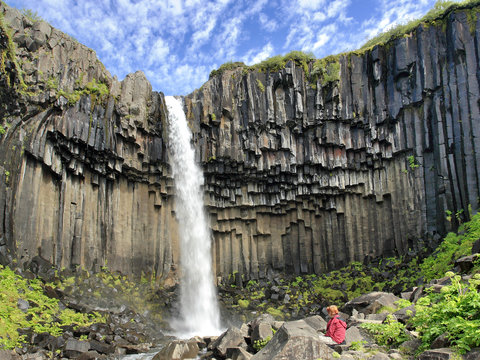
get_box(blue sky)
[5,0,451,95]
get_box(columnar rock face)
[0,4,177,279]
[0,3,479,281]
[184,7,480,279]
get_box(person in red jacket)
[325,305,347,345]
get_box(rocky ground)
[0,250,479,360]
[1,217,479,360]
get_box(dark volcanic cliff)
[0,2,479,282]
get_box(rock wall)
[0,3,178,279]
[185,7,480,280]
[0,2,479,281]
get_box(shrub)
[361,314,409,347]
[411,272,480,354]
[419,212,480,282]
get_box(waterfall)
[165,96,221,338]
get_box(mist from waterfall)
[165,96,221,338]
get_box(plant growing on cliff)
[21,8,42,23]
[310,55,341,85]
[256,79,265,92]
[0,11,27,91]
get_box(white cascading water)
[165,96,221,338]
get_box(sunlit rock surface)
[0,2,479,282]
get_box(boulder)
[251,320,333,360]
[399,339,422,355]
[63,338,90,357]
[392,305,416,324]
[0,350,21,360]
[303,315,327,333]
[153,339,199,360]
[454,254,479,273]
[345,326,369,346]
[251,323,273,344]
[418,348,463,359]
[208,327,246,357]
[430,333,451,349]
[226,347,253,360]
[344,292,401,315]
[465,348,480,360]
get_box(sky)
[4,0,454,95]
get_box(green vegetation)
[412,272,480,353]
[209,51,318,79]
[0,265,105,350]
[21,8,42,23]
[58,78,110,106]
[419,212,480,281]
[310,55,341,85]
[361,272,480,355]
[0,124,5,135]
[361,314,409,347]
[253,328,276,352]
[0,10,27,90]
[256,79,265,92]
[407,155,420,169]
[361,0,480,50]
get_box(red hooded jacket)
[326,315,347,344]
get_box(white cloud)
[242,43,274,65]
[259,12,277,32]
[298,0,326,10]
[5,0,448,95]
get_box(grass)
[0,265,105,350]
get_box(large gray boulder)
[152,339,199,360]
[208,327,247,357]
[344,292,401,315]
[251,320,333,360]
[303,315,328,333]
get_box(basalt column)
[185,7,480,281]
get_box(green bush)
[361,314,409,347]
[411,272,480,354]
[420,212,480,282]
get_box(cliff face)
[185,8,480,279]
[0,3,177,279]
[0,3,479,281]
